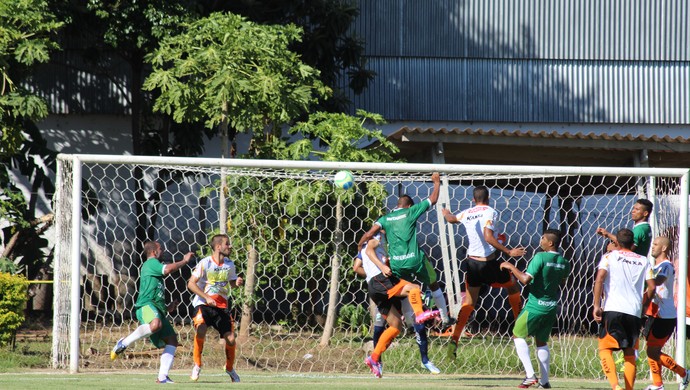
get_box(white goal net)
[53,155,689,380]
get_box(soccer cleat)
[643,385,663,390]
[446,340,458,360]
[110,337,127,361]
[190,365,201,381]
[441,317,457,328]
[518,375,539,388]
[226,369,240,382]
[415,309,441,324]
[537,383,551,389]
[422,361,441,374]
[682,369,690,390]
[365,356,383,378]
[155,376,175,384]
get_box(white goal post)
[53,154,689,379]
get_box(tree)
[0,0,62,274]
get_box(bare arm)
[484,228,526,257]
[499,262,533,285]
[358,224,381,252]
[642,278,656,310]
[187,274,217,307]
[163,252,193,276]
[231,276,244,288]
[429,172,440,206]
[366,238,392,277]
[592,268,607,322]
[442,208,459,224]
[353,257,366,279]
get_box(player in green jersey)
[110,241,193,384]
[358,172,452,326]
[596,199,653,256]
[500,229,571,389]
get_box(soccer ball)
[333,170,355,190]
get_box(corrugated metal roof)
[355,0,690,61]
[391,126,690,145]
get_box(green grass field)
[0,370,619,390]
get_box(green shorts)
[513,304,557,343]
[392,258,438,287]
[135,303,175,348]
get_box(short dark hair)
[210,234,229,249]
[636,199,653,213]
[397,194,414,207]
[473,186,489,203]
[543,229,561,248]
[143,241,159,258]
[616,228,634,249]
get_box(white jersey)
[360,234,388,283]
[455,205,499,257]
[597,249,652,317]
[646,260,676,319]
[191,255,238,309]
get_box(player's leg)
[154,316,177,384]
[598,312,623,390]
[213,308,240,382]
[493,261,522,320]
[393,280,439,323]
[421,258,451,325]
[535,340,550,388]
[190,306,209,381]
[401,299,439,374]
[512,308,537,387]
[647,318,687,388]
[370,305,402,364]
[446,283,479,360]
[621,347,636,390]
[111,304,160,360]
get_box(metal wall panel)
[343,58,689,124]
[356,0,689,61]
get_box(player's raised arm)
[429,172,440,205]
[358,224,381,252]
[163,251,194,276]
[442,208,459,223]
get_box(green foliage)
[337,303,370,336]
[0,272,28,346]
[0,0,62,156]
[144,12,329,134]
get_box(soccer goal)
[53,154,689,380]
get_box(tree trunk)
[219,101,229,234]
[319,197,343,346]
[239,244,258,339]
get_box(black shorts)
[646,317,677,347]
[465,255,510,287]
[598,311,642,350]
[192,305,235,337]
[367,273,404,316]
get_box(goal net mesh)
[53,157,685,380]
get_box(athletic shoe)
[110,338,127,361]
[422,361,441,374]
[155,376,175,384]
[537,383,551,389]
[643,385,664,390]
[415,309,441,324]
[446,340,458,360]
[365,356,382,378]
[442,317,457,328]
[518,375,539,388]
[682,369,690,390]
[190,365,201,381]
[226,369,240,382]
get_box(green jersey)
[632,221,652,256]
[375,199,431,271]
[135,257,166,313]
[524,251,571,313]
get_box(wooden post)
[239,245,258,338]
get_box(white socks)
[431,288,449,322]
[158,345,176,381]
[514,337,535,378]
[122,323,152,347]
[537,345,550,384]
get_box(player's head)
[651,236,671,259]
[210,234,231,256]
[632,199,653,222]
[397,194,414,208]
[541,229,561,250]
[473,186,489,204]
[615,228,634,249]
[143,241,162,259]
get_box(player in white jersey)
[187,234,244,382]
[593,228,654,390]
[353,233,441,374]
[356,233,439,378]
[442,185,526,358]
[642,236,689,390]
